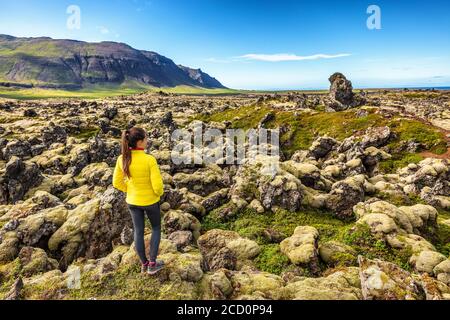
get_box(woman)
[113,127,165,275]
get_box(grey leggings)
[128,202,161,264]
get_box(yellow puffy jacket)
[113,150,164,206]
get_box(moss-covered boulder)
[358,256,423,300]
[48,187,132,268]
[0,231,19,263]
[18,246,59,277]
[410,250,446,274]
[0,190,62,222]
[434,259,450,286]
[280,226,319,269]
[163,210,201,241]
[79,162,112,187]
[319,240,357,266]
[16,205,68,246]
[199,269,234,300]
[277,267,362,300]
[198,229,260,271]
[228,267,285,300]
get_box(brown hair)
[121,127,147,178]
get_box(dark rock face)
[42,123,67,146]
[67,136,120,175]
[23,109,38,117]
[0,156,43,204]
[197,230,238,271]
[309,136,338,159]
[201,189,229,213]
[168,230,194,251]
[83,187,132,260]
[2,140,32,161]
[258,112,275,128]
[326,179,365,219]
[329,72,354,106]
[361,126,392,148]
[259,179,302,212]
[102,106,118,120]
[4,278,23,300]
[327,73,366,111]
[0,35,226,89]
[160,111,178,133]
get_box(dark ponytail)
[121,127,147,179]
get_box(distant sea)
[397,86,450,90]
[260,86,450,92]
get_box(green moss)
[65,263,202,300]
[254,244,290,275]
[68,264,158,300]
[202,205,350,245]
[194,106,386,158]
[435,221,450,257]
[388,119,447,154]
[196,104,272,129]
[73,128,100,140]
[195,104,447,161]
[379,153,423,173]
[341,224,413,271]
[0,259,23,299]
[331,252,358,267]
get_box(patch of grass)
[254,244,290,275]
[197,104,448,163]
[341,224,413,271]
[147,85,243,96]
[403,92,441,100]
[378,119,447,173]
[269,110,385,157]
[387,119,447,155]
[0,84,246,100]
[66,263,200,300]
[68,264,159,300]
[0,259,22,299]
[73,127,100,140]
[196,106,388,158]
[435,218,450,257]
[379,153,424,173]
[196,104,272,129]
[202,204,350,245]
[0,83,149,100]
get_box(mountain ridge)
[0,34,226,90]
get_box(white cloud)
[97,26,110,35]
[237,53,352,62]
[205,57,231,64]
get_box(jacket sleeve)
[149,156,164,197]
[113,157,127,193]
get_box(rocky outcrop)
[0,157,43,204]
[358,256,423,300]
[47,187,132,269]
[280,226,320,273]
[326,73,366,111]
[197,229,260,271]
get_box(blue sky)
[0,0,449,89]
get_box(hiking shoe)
[141,261,150,274]
[147,260,164,275]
